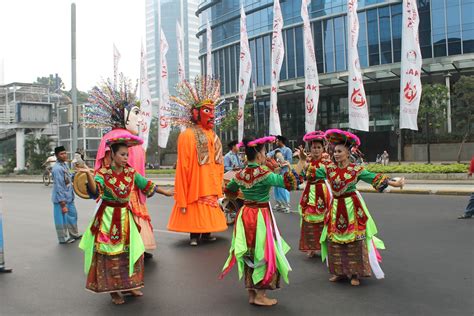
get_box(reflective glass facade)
[197,0,474,158]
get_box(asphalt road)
[0,183,472,316]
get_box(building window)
[379,6,392,64]
[462,0,474,53]
[263,35,271,86]
[295,26,305,77]
[358,11,369,68]
[313,20,325,73]
[367,9,380,66]
[446,0,462,55]
[286,28,296,79]
[418,1,432,58]
[432,0,447,57]
[323,18,335,73]
[256,37,264,86]
[334,16,346,71]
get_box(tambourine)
[73,171,91,199]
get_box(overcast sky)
[0,0,145,91]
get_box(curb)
[358,188,471,196]
[0,180,470,196]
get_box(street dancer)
[78,135,173,305]
[296,131,332,257]
[297,129,404,286]
[167,76,227,246]
[220,136,300,306]
[83,76,158,259]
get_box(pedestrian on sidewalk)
[220,136,300,306]
[458,155,474,219]
[51,146,81,244]
[267,135,293,213]
[381,150,389,166]
[78,136,173,305]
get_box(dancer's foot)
[201,234,217,242]
[458,214,472,219]
[121,290,143,297]
[253,292,278,306]
[248,289,256,304]
[144,252,153,260]
[329,275,345,282]
[306,251,316,258]
[110,293,125,305]
[189,238,198,246]
[350,276,360,286]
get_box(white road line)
[153,228,188,236]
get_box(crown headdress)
[82,74,139,131]
[167,75,225,128]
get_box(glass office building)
[196,0,474,159]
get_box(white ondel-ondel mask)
[124,105,143,136]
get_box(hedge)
[144,163,468,175]
[364,163,468,174]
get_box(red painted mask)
[198,105,215,130]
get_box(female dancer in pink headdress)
[83,76,168,259]
[220,136,300,306]
[296,129,404,286]
[296,131,332,257]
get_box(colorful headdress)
[246,136,276,147]
[324,129,360,148]
[168,75,225,128]
[303,131,326,143]
[82,74,139,131]
[105,133,143,148]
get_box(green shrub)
[365,163,468,174]
[145,169,176,175]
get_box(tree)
[145,117,179,166]
[24,135,53,171]
[418,83,448,163]
[216,104,255,135]
[34,74,65,91]
[453,76,474,162]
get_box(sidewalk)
[0,175,471,196]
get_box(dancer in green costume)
[220,136,300,306]
[78,135,173,304]
[297,129,404,286]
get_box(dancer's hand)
[162,188,174,197]
[390,177,405,188]
[297,146,307,161]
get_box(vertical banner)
[158,28,171,148]
[400,0,422,130]
[347,0,369,131]
[113,43,121,88]
[177,21,186,82]
[237,5,252,142]
[269,0,284,136]
[301,0,320,133]
[206,19,213,77]
[139,42,153,151]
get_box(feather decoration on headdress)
[82,74,139,132]
[167,75,226,128]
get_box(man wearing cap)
[51,146,81,244]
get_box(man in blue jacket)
[267,136,293,213]
[51,146,81,244]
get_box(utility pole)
[71,3,78,154]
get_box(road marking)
[153,228,188,236]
